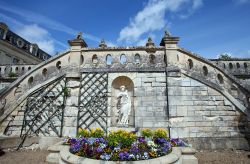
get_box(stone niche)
[110,76,134,127]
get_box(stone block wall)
[168,74,250,149]
[108,72,168,129]
[1,102,25,136]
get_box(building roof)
[0,22,51,61]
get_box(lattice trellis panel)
[19,76,67,146]
[78,73,108,133]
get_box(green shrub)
[154,128,168,139]
[141,128,153,138]
[63,87,71,97]
[107,130,136,148]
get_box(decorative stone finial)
[68,32,88,48]
[0,22,8,30]
[160,30,179,47]
[164,30,171,37]
[99,39,107,48]
[146,37,155,47]
[76,32,82,39]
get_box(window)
[13,58,19,64]
[28,76,34,85]
[106,54,112,66]
[42,68,48,76]
[217,74,223,84]
[134,54,141,64]
[203,66,208,76]
[244,63,248,68]
[229,63,233,69]
[120,54,126,65]
[149,54,156,64]
[43,54,48,60]
[56,61,61,69]
[236,63,240,68]
[188,59,193,69]
[92,54,98,64]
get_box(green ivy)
[63,87,71,97]
[8,72,17,77]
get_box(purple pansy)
[119,152,130,160]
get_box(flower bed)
[64,128,186,161]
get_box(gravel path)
[0,149,49,164]
[195,150,250,164]
[0,149,250,164]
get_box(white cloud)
[192,0,203,9]
[0,1,115,46]
[16,24,55,54]
[118,0,203,43]
[0,12,67,54]
[136,38,148,46]
[136,34,156,46]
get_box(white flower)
[147,141,156,147]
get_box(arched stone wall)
[107,72,167,129]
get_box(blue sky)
[0,0,250,58]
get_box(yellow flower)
[154,128,168,139]
[149,151,157,158]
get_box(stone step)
[46,152,60,163]
[47,141,65,153]
[39,137,63,150]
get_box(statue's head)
[120,85,126,91]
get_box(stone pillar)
[160,31,180,137]
[62,78,80,137]
[160,31,180,65]
[62,33,88,137]
[67,32,88,77]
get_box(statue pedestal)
[117,123,129,128]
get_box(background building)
[0,22,51,91]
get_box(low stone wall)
[47,145,198,164]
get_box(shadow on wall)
[238,113,250,150]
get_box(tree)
[218,53,232,60]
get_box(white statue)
[117,86,131,126]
